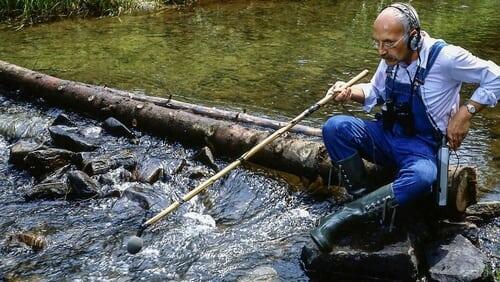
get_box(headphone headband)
[385,3,420,31]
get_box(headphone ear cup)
[409,34,420,51]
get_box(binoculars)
[377,99,416,136]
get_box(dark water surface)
[0,0,499,280]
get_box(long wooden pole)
[144,70,369,227]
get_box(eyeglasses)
[372,35,407,49]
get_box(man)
[310,2,500,252]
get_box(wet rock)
[51,113,76,127]
[238,266,279,282]
[48,125,99,152]
[433,220,479,244]
[39,164,72,184]
[102,117,135,138]
[209,182,256,224]
[172,158,187,174]
[66,170,99,200]
[24,148,75,177]
[98,167,135,185]
[100,189,121,198]
[206,172,270,224]
[302,229,417,281]
[8,139,46,166]
[135,158,164,184]
[465,201,500,220]
[187,166,211,179]
[77,150,137,176]
[426,234,491,281]
[7,233,46,251]
[24,181,69,201]
[119,184,168,211]
[193,146,219,171]
[78,126,102,139]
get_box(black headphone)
[383,3,421,51]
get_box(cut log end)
[448,166,477,214]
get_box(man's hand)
[447,106,472,151]
[326,81,352,103]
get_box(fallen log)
[0,60,477,210]
[111,91,323,137]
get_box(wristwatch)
[465,103,477,115]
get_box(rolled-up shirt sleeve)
[444,45,500,107]
[360,60,387,112]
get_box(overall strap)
[423,40,447,80]
[420,40,448,141]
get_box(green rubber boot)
[336,152,370,197]
[310,183,396,252]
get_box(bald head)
[377,3,420,35]
[374,9,405,36]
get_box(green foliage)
[0,0,163,24]
[164,0,197,5]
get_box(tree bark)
[111,91,322,137]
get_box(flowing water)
[0,0,498,280]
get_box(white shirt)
[359,32,500,134]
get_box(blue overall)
[323,41,446,205]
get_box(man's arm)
[444,45,500,150]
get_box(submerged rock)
[78,126,102,139]
[102,117,135,138]
[24,148,75,177]
[48,125,99,152]
[0,114,48,141]
[187,166,211,180]
[119,184,168,211]
[97,167,135,186]
[77,150,137,176]
[238,266,279,282]
[193,146,219,172]
[66,170,99,200]
[7,232,46,251]
[24,181,69,201]
[426,234,491,281]
[135,158,164,184]
[172,158,187,174]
